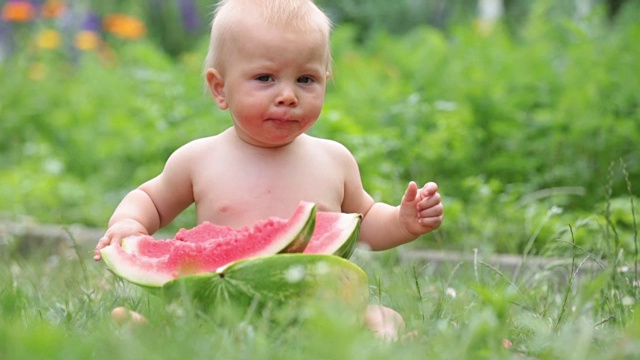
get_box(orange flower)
[75,30,101,51]
[103,14,146,40]
[41,0,65,19]
[1,0,35,22]
[36,29,61,49]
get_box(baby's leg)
[111,307,148,325]
[110,305,406,338]
[364,304,405,341]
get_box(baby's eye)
[297,76,314,84]
[256,75,274,82]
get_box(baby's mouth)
[267,118,298,125]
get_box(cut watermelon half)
[101,201,317,287]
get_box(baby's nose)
[276,85,298,106]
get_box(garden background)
[1,0,640,358]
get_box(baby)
[94,0,443,340]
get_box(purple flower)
[0,20,13,60]
[179,0,200,33]
[81,11,100,33]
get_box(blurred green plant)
[1,1,639,256]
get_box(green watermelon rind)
[280,205,316,254]
[161,253,369,309]
[101,244,169,288]
[332,213,361,259]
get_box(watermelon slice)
[124,212,362,260]
[304,212,361,259]
[101,201,317,287]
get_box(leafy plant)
[1,3,639,255]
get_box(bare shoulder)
[167,131,229,164]
[302,135,356,161]
[176,134,223,154]
[301,136,370,214]
[146,131,229,192]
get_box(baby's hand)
[399,181,444,237]
[93,219,148,261]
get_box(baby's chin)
[233,124,311,148]
[235,132,302,148]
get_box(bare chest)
[191,150,344,228]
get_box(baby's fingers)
[420,182,438,198]
[419,202,444,218]
[94,236,114,261]
[417,191,442,210]
[402,181,419,204]
[418,213,444,229]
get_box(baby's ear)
[206,68,228,110]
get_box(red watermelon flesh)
[125,211,362,260]
[175,203,314,253]
[125,220,298,258]
[167,211,362,258]
[174,222,235,244]
[101,201,317,287]
[102,241,217,286]
[122,235,172,258]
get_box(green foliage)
[140,0,212,57]
[1,5,639,256]
[2,4,640,358]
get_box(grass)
[2,202,639,360]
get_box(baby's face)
[212,19,329,147]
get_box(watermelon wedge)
[123,211,362,260]
[304,212,361,259]
[101,201,317,287]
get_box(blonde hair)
[203,0,333,75]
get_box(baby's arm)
[93,145,196,260]
[338,146,443,250]
[358,181,443,250]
